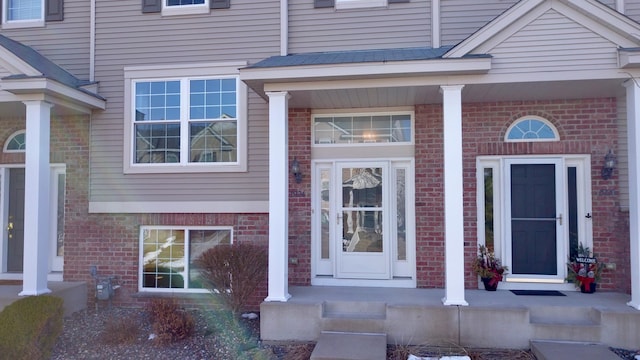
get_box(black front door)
[510,163,557,275]
[7,168,25,272]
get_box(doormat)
[0,280,22,285]
[510,290,566,296]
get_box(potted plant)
[566,243,603,293]
[472,245,508,291]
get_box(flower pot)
[481,277,498,291]
[580,283,596,293]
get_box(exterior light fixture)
[291,158,302,183]
[601,150,616,180]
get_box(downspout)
[280,0,288,56]
[90,0,96,82]
[616,0,625,14]
[432,0,440,48]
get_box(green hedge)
[0,295,64,360]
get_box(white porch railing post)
[624,79,640,310]
[265,91,291,302]
[20,100,53,296]
[440,85,468,306]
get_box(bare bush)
[102,317,140,345]
[147,298,194,344]
[194,243,267,313]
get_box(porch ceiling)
[283,78,626,109]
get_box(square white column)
[20,100,53,296]
[624,80,640,310]
[265,91,291,302]
[440,85,468,306]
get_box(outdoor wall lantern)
[291,158,302,183]
[601,150,616,180]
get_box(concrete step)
[322,300,387,319]
[310,331,387,360]
[530,340,621,360]
[529,306,601,325]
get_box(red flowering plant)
[566,244,603,290]
[472,245,509,288]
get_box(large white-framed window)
[3,0,44,27]
[336,0,387,10]
[124,62,247,174]
[139,225,232,292]
[162,0,208,16]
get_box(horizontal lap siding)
[90,0,278,203]
[440,0,517,46]
[598,0,615,8]
[626,0,640,22]
[288,0,430,53]
[0,0,90,79]
[486,10,619,74]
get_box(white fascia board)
[619,49,640,68]
[0,47,41,76]
[444,0,546,58]
[89,201,269,214]
[563,0,640,42]
[240,57,492,83]
[2,77,106,110]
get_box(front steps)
[530,340,621,360]
[310,331,387,360]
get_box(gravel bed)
[50,307,640,360]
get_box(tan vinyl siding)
[598,0,615,8]
[0,0,90,79]
[440,0,517,46]
[484,10,619,74]
[288,0,430,54]
[90,0,279,203]
[626,0,640,22]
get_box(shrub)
[194,243,267,313]
[148,298,194,344]
[102,316,140,345]
[0,295,64,360]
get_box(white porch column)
[265,91,291,302]
[440,85,468,306]
[20,100,53,296]
[625,80,640,310]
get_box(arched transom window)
[4,130,26,152]
[504,116,559,142]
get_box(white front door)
[336,162,390,279]
[312,159,415,285]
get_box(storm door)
[336,162,390,279]
[505,159,564,280]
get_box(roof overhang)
[619,48,640,69]
[240,57,492,100]
[1,76,106,113]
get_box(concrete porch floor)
[261,286,640,350]
[0,281,87,316]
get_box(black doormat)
[510,290,566,296]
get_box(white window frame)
[162,0,208,16]
[123,62,248,174]
[504,115,560,142]
[138,225,233,293]
[3,130,25,153]
[336,0,387,10]
[2,0,44,28]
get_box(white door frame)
[0,164,65,280]
[311,159,416,287]
[476,155,592,290]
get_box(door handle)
[7,221,13,239]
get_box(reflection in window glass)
[57,173,65,257]
[141,227,232,291]
[8,0,41,21]
[396,169,406,261]
[320,169,330,259]
[484,168,494,251]
[314,114,411,144]
[341,167,383,253]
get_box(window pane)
[188,229,231,288]
[56,173,65,257]
[314,114,412,144]
[135,123,181,163]
[6,132,25,151]
[190,79,236,121]
[320,169,331,259]
[142,229,185,289]
[484,168,494,251]
[8,0,41,21]
[396,168,406,261]
[135,81,180,121]
[167,0,205,5]
[189,121,237,163]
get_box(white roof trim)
[444,0,640,58]
[0,46,40,76]
[2,77,106,111]
[619,49,640,68]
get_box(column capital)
[22,100,54,108]
[439,84,465,93]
